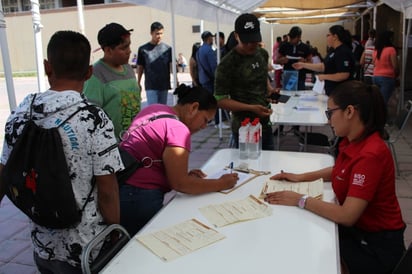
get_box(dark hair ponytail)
[173,84,217,111]
[330,80,387,139]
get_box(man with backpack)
[0,30,123,273]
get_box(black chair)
[385,100,412,176]
[298,130,338,156]
[81,224,130,274]
[392,243,412,274]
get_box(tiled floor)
[0,75,412,273]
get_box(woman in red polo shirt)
[265,80,405,274]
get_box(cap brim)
[238,32,262,43]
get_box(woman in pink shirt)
[119,84,238,236]
[373,30,399,105]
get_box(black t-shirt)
[279,41,311,88]
[137,42,172,90]
[323,44,355,95]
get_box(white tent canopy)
[1,0,412,111]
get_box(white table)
[101,149,340,274]
[270,91,329,150]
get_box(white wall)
[1,3,354,73]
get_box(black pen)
[229,162,234,173]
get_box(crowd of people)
[0,11,406,274]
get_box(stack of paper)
[199,195,273,227]
[137,219,225,261]
[260,178,324,199]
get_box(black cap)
[288,26,302,39]
[97,23,133,47]
[234,13,261,43]
[201,31,215,41]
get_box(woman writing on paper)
[292,25,355,96]
[265,81,405,274]
[119,84,238,236]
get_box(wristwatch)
[298,195,309,209]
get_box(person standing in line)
[215,13,277,150]
[272,36,283,88]
[360,29,376,85]
[137,21,172,105]
[189,42,201,87]
[0,30,123,273]
[278,26,312,91]
[198,31,229,129]
[216,31,227,59]
[177,52,187,72]
[265,80,405,274]
[372,30,399,105]
[293,25,355,96]
[83,22,140,140]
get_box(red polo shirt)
[331,132,404,232]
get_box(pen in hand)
[229,162,234,174]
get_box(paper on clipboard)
[206,168,256,194]
[312,75,325,94]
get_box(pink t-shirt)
[120,104,191,192]
[373,46,397,78]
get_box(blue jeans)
[120,185,164,236]
[146,89,168,105]
[373,76,395,105]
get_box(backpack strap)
[29,93,38,120]
[148,114,178,122]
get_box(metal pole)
[31,0,46,92]
[76,0,86,34]
[0,2,17,110]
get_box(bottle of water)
[248,118,260,159]
[255,118,262,157]
[239,118,250,159]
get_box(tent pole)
[170,0,178,106]
[30,0,46,92]
[76,0,86,35]
[216,8,222,141]
[0,2,17,110]
[401,16,410,109]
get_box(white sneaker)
[215,123,230,129]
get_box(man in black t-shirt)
[278,26,312,90]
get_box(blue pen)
[229,162,234,173]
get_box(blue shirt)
[197,43,217,92]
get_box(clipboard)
[206,167,270,194]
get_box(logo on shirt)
[251,62,260,69]
[343,61,349,67]
[352,173,366,186]
[244,22,255,29]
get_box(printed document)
[260,178,323,199]
[137,219,225,261]
[199,195,273,227]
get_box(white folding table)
[101,149,340,274]
[270,91,329,150]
